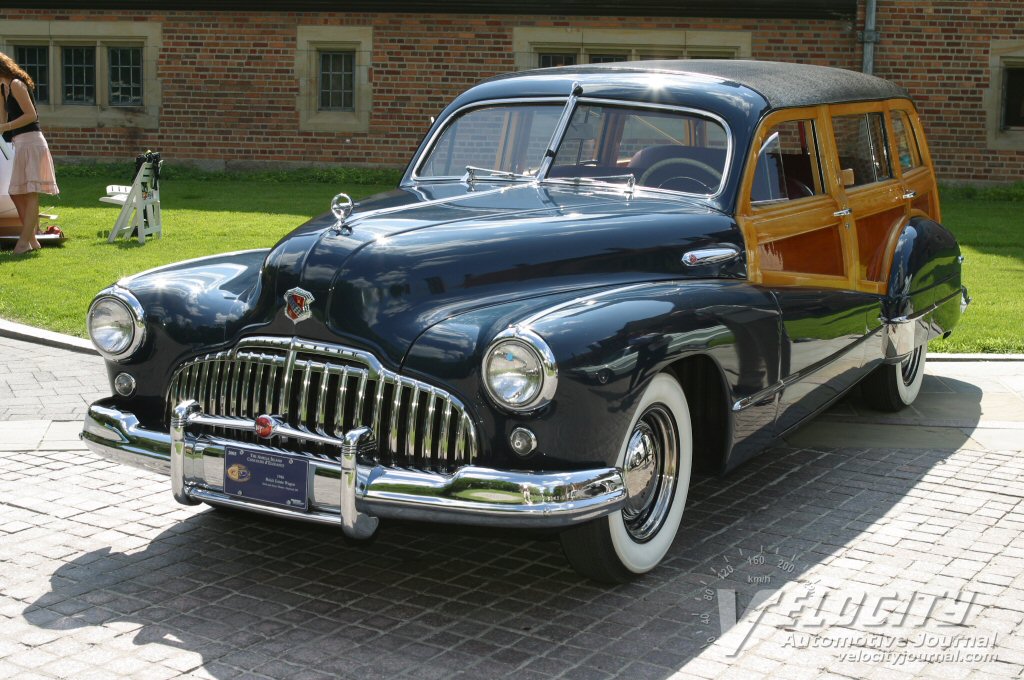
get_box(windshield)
[417,103,563,178]
[416,99,729,195]
[549,103,729,195]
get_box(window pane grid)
[539,53,577,68]
[318,51,354,112]
[62,46,96,105]
[109,47,143,107]
[588,54,628,64]
[14,46,49,104]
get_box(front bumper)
[82,398,626,536]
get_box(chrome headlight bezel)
[482,326,558,413]
[87,287,147,362]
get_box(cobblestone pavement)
[2,335,1024,679]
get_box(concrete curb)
[2,317,1023,362]
[929,353,1024,361]
[0,318,98,356]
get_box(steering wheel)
[638,157,723,193]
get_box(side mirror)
[841,168,855,187]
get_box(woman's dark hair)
[0,52,36,92]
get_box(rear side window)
[890,110,921,172]
[832,113,892,187]
[750,119,823,204]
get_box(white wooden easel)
[101,159,163,244]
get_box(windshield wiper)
[544,173,637,194]
[463,166,533,184]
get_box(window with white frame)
[514,27,752,71]
[1,20,161,129]
[296,26,372,133]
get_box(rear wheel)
[861,342,927,412]
[560,373,692,583]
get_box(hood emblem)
[284,287,315,323]
[254,415,276,439]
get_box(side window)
[890,110,921,173]
[831,112,892,187]
[750,119,823,204]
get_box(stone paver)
[1,334,1023,679]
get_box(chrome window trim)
[408,94,734,200]
[409,97,568,183]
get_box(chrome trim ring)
[621,404,678,542]
[482,326,559,413]
[86,285,147,362]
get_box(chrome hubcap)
[901,346,923,386]
[621,404,678,542]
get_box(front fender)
[98,249,270,427]
[404,281,781,472]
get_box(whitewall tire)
[560,373,693,583]
[862,342,927,412]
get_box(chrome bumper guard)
[881,285,970,362]
[82,398,626,537]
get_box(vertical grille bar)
[388,377,402,456]
[168,338,477,470]
[406,386,421,463]
[438,401,452,464]
[371,377,385,432]
[219,361,231,416]
[226,361,238,416]
[334,365,350,437]
[298,361,313,427]
[265,362,277,414]
[355,372,368,427]
[240,362,254,417]
[315,365,330,434]
[280,343,296,420]
[423,390,437,467]
[454,414,467,467]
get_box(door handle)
[902,190,917,200]
[833,208,852,217]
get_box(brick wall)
[871,1,1024,183]
[2,5,1021,182]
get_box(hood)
[261,182,744,364]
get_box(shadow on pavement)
[20,388,983,678]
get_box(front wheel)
[861,342,927,412]
[560,373,693,583]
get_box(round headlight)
[87,289,146,360]
[482,328,557,411]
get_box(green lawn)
[0,171,1020,352]
[0,171,394,337]
[929,198,1024,354]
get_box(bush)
[56,162,403,187]
[940,182,1024,202]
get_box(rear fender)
[881,217,964,361]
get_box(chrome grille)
[166,336,478,471]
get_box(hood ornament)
[330,193,354,235]
[284,287,315,323]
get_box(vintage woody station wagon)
[82,61,968,582]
